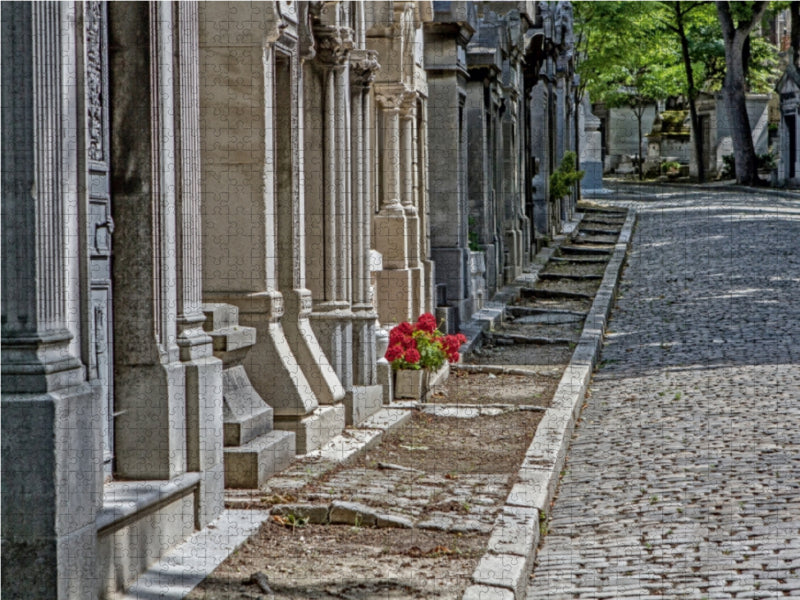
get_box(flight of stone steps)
[467,205,628,367]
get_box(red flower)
[395,321,413,336]
[389,328,406,346]
[404,348,421,364]
[415,312,437,333]
[385,345,404,362]
[449,351,459,363]
[402,335,417,349]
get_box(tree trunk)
[716,1,768,186]
[674,2,704,182]
[636,106,644,180]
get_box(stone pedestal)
[202,303,296,488]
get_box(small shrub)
[549,151,585,201]
[722,154,735,179]
[661,161,681,174]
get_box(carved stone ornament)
[314,25,353,66]
[349,50,380,87]
[85,1,105,163]
[375,85,410,111]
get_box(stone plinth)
[202,303,296,486]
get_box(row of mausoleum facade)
[0,1,588,597]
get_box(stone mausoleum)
[1,1,584,597]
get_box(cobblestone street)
[529,186,800,599]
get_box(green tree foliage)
[575,1,782,183]
[575,2,682,178]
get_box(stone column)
[108,1,188,481]
[307,26,355,401]
[347,49,384,422]
[400,94,425,317]
[415,96,437,315]
[199,2,344,454]
[1,4,99,597]
[530,77,553,240]
[172,2,223,527]
[373,86,416,324]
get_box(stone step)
[520,287,594,301]
[506,306,588,319]
[549,256,608,264]
[224,429,296,489]
[201,303,240,330]
[222,366,273,447]
[538,272,603,281]
[579,227,621,235]
[558,245,612,256]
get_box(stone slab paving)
[528,186,800,599]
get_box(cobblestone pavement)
[528,186,800,599]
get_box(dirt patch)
[359,409,542,475]
[191,367,553,600]
[467,342,574,366]
[432,369,559,407]
[187,524,484,600]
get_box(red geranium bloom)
[395,321,413,336]
[415,312,437,333]
[385,345,404,362]
[404,348,421,364]
[402,335,417,349]
[389,328,406,346]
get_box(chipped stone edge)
[464,208,637,600]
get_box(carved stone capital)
[314,25,353,67]
[374,84,412,112]
[349,49,380,87]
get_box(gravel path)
[528,186,800,599]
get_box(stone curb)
[463,208,637,600]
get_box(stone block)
[375,513,414,529]
[221,365,273,447]
[271,503,330,524]
[377,360,394,405]
[223,429,296,489]
[487,506,539,557]
[197,461,226,529]
[471,552,529,598]
[345,384,384,426]
[329,501,377,527]
[201,302,240,331]
[275,404,345,454]
[462,584,515,600]
[513,469,554,512]
[356,407,413,433]
[376,269,414,324]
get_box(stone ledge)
[97,472,201,533]
[119,509,269,600]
